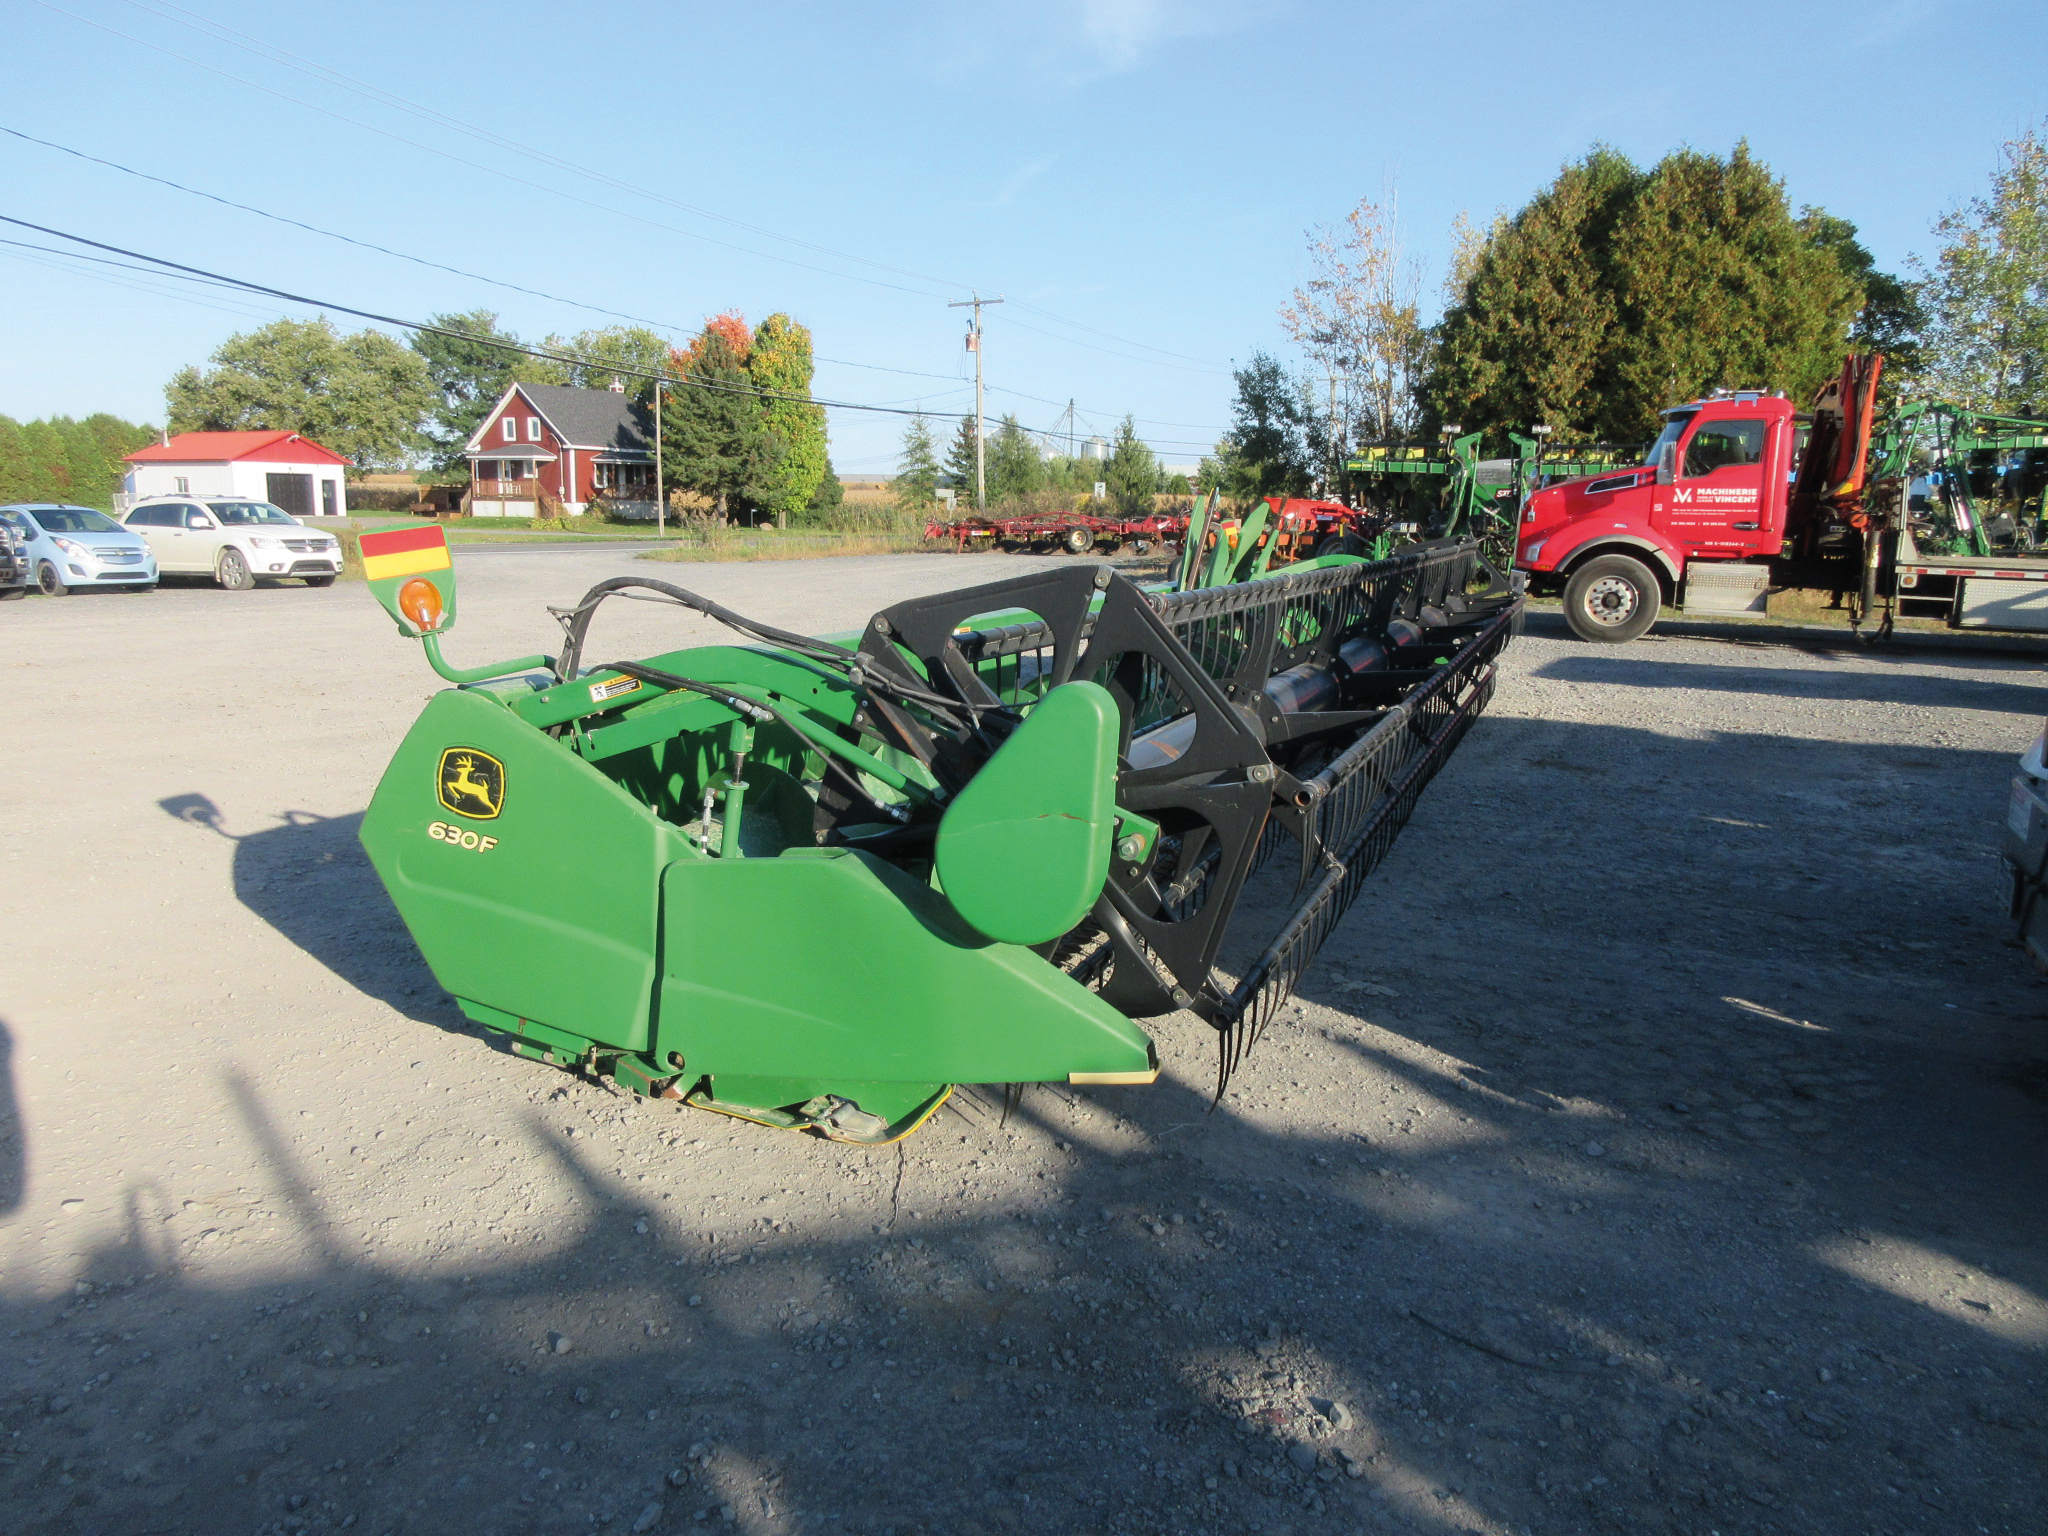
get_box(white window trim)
[526,417,541,443]
[501,417,516,442]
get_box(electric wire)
[39,0,1234,371]
[0,213,975,421]
[0,123,983,387]
[29,0,951,301]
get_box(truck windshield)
[1643,410,1697,468]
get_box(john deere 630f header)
[357,525,1518,1142]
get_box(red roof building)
[123,431,353,518]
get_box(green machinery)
[355,524,1519,1143]
[1348,435,1639,570]
[1868,402,2048,558]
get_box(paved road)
[3,548,2045,1536]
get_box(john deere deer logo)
[437,748,505,819]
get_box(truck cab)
[1518,392,1798,641]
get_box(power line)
[0,213,973,421]
[30,0,949,300]
[0,122,981,386]
[38,0,1235,373]
[105,0,970,294]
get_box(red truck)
[1515,357,2048,641]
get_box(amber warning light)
[399,578,445,632]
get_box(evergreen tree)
[891,413,942,507]
[1425,148,1637,440]
[1913,125,2048,414]
[662,329,772,523]
[987,414,1044,503]
[19,420,67,502]
[747,313,829,523]
[0,417,24,503]
[0,413,151,508]
[806,454,844,519]
[1601,145,1861,431]
[943,416,981,498]
[1804,212,1925,388]
[1426,144,1864,442]
[1103,416,1160,516]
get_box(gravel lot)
[3,548,2047,1536]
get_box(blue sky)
[3,0,2042,473]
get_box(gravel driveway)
[2,549,2045,1536]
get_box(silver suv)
[123,496,341,589]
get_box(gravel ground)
[3,549,2047,1536]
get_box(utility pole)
[1327,372,1340,495]
[653,379,665,538]
[948,293,1003,511]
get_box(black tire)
[1060,526,1092,555]
[217,548,255,591]
[1562,553,1662,642]
[36,561,68,596]
[304,575,337,587]
[0,584,27,601]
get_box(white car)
[122,495,341,589]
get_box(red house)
[465,383,658,518]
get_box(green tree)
[541,325,672,391]
[943,416,980,499]
[806,454,844,518]
[892,412,943,507]
[1103,415,1160,515]
[1426,145,1863,442]
[1601,146,1861,432]
[1804,211,1924,388]
[662,328,772,522]
[19,420,70,502]
[1426,148,1638,440]
[1208,352,1311,500]
[1913,125,2048,413]
[746,313,829,524]
[412,310,526,473]
[987,414,1044,502]
[168,316,433,469]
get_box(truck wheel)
[0,583,27,600]
[217,548,256,591]
[1061,526,1093,555]
[1562,554,1661,642]
[36,561,69,596]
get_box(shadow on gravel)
[1533,653,2048,715]
[156,794,461,1034]
[7,994,2048,1536]
[40,700,2036,1536]
[0,1018,21,1216]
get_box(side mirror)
[188,517,216,531]
[1655,440,1677,486]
